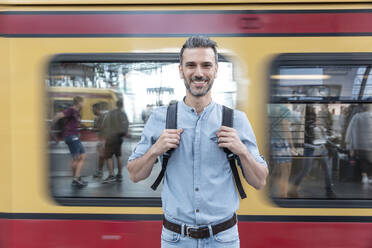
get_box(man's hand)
[52,112,64,124]
[152,129,183,156]
[217,126,269,190]
[216,126,246,155]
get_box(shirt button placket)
[194,114,202,222]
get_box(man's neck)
[184,94,212,115]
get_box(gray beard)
[183,78,213,97]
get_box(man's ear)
[179,64,184,79]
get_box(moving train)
[1,0,372,247]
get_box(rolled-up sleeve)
[128,107,165,162]
[235,110,267,167]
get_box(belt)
[162,214,237,239]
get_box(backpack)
[151,102,247,199]
[53,115,74,138]
[103,109,129,139]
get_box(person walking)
[345,104,372,184]
[92,102,109,178]
[53,96,88,187]
[102,99,129,183]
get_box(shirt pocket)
[208,132,220,149]
[161,226,181,243]
[207,133,229,166]
[214,224,240,244]
[210,135,218,143]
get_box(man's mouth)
[191,80,208,86]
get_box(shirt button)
[191,109,195,112]
[195,187,199,192]
[196,209,199,213]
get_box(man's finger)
[166,138,180,144]
[219,126,234,131]
[165,133,181,139]
[216,131,235,138]
[218,137,234,143]
[165,128,183,134]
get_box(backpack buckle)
[225,150,236,161]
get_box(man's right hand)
[152,129,183,156]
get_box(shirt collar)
[179,97,216,114]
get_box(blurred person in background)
[289,104,336,198]
[268,103,297,198]
[53,96,88,187]
[101,100,129,183]
[92,102,109,179]
[345,104,372,184]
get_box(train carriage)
[1,0,372,247]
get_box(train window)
[46,53,236,206]
[268,53,372,208]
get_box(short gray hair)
[179,36,218,64]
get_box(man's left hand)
[216,126,246,156]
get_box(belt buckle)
[185,226,196,238]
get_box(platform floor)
[49,138,372,201]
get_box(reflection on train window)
[269,54,372,204]
[54,100,73,113]
[47,54,236,205]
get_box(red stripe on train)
[1,12,372,35]
[0,219,371,247]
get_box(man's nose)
[194,65,203,77]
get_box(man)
[127,36,268,247]
[102,99,129,183]
[268,103,297,198]
[92,101,109,178]
[345,104,372,184]
[318,104,333,137]
[53,96,87,187]
[289,104,336,198]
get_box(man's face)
[179,47,218,97]
[77,101,83,110]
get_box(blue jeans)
[161,224,240,248]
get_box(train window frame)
[47,52,233,207]
[269,53,372,209]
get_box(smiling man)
[127,36,268,248]
[180,45,216,98]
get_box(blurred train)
[48,87,121,127]
[1,0,372,247]
[47,86,122,142]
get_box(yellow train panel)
[0,38,11,212]
[4,34,372,218]
[0,2,371,217]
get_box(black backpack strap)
[222,105,247,199]
[151,102,178,191]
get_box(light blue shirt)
[129,100,266,226]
